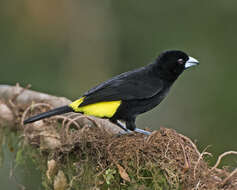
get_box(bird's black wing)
[79,65,163,106]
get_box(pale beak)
[185,56,199,69]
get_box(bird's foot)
[133,128,151,135]
[116,120,128,132]
[117,129,133,135]
[115,120,151,135]
[117,128,151,136]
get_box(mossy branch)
[0,84,237,190]
[0,84,123,134]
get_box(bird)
[24,50,199,135]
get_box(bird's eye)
[178,58,184,64]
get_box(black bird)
[24,50,199,135]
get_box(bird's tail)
[24,105,73,124]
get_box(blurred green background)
[0,0,237,187]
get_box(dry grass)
[17,103,237,189]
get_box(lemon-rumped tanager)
[24,50,199,135]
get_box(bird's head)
[155,50,199,81]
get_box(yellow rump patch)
[69,97,121,118]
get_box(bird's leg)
[110,118,151,135]
[110,119,129,132]
[126,118,151,135]
[110,120,133,135]
[116,120,133,135]
[116,120,129,132]
[125,118,136,131]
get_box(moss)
[1,101,237,189]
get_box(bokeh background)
[1,0,237,188]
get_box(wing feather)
[80,65,163,106]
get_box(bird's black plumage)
[24,50,199,135]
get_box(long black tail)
[24,105,73,124]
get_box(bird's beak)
[185,56,199,69]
